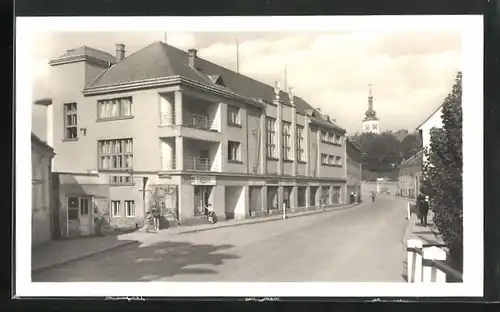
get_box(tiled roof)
[31,133,54,155]
[400,149,423,167]
[86,42,345,133]
[394,133,409,142]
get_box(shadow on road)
[33,241,239,282]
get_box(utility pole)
[164,33,167,44]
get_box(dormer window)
[208,74,225,86]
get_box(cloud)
[30,31,461,133]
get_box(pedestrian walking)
[371,191,376,203]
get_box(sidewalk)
[170,203,358,235]
[407,210,445,247]
[32,202,358,273]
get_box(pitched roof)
[394,132,409,142]
[346,138,362,155]
[400,149,423,167]
[86,42,345,133]
[416,103,443,130]
[31,133,55,155]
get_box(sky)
[32,31,461,134]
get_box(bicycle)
[145,213,159,233]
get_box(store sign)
[191,176,216,186]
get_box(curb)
[401,210,417,245]
[32,240,137,274]
[32,204,360,272]
[177,203,359,235]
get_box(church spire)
[365,84,377,119]
[368,84,373,110]
[362,83,379,134]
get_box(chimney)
[115,44,125,62]
[188,49,198,68]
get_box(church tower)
[362,84,379,134]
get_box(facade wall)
[346,141,362,198]
[32,144,53,246]
[419,106,443,163]
[47,56,350,227]
[398,161,422,198]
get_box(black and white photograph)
[16,15,483,298]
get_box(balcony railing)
[160,156,176,170]
[186,156,218,171]
[184,113,218,131]
[160,112,175,126]
[159,112,218,132]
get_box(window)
[98,97,133,119]
[67,197,79,220]
[64,103,78,140]
[125,200,135,217]
[228,141,241,161]
[334,134,341,145]
[328,155,335,165]
[282,121,292,161]
[111,200,120,217]
[372,124,377,130]
[321,131,328,142]
[328,133,334,143]
[321,153,328,164]
[333,186,341,204]
[80,198,89,215]
[109,175,134,185]
[227,106,241,125]
[296,125,305,162]
[364,124,370,131]
[266,117,277,159]
[335,156,342,165]
[98,139,133,170]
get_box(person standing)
[371,191,376,203]
[420,196,430,226]
[151,204,161,232]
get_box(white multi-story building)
[35,41,352,236]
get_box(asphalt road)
[33,196,409,282]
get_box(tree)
[421,71,463,269]
[351,131,402,174]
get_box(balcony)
[160,155,219,172]
[160,137,222,172]
[159,111,221,141]
[184,113,218,132]
[186,156,219,171]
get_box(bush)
[421,71,463,270]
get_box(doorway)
[67,196,93,236]
[194,186,212,216]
